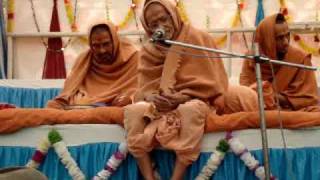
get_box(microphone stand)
[153,38,317,179]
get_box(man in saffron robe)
[47,21,138,109]
[240,13,319,111]
[123,0,258,179]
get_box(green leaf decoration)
[216,139,230,153]
[48,129,63,144]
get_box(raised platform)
[0,80,319,179]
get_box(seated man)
[47,21,138,109]
[123,0,257,179]
[240,13,320,111]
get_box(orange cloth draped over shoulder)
[240,14,320,111]
[47,21,138,109]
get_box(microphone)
[150,28,165,42]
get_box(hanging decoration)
[23,129,280,179]
[196,139,229,180]
[64,0,78,32]
[131,0,143,43]
[279,0,290,20]
[26,137,51,169]
[49,129,85,180]
[93,142,128,180]
[279,0,320,56]
[105,0,140,30]
[41,0,66,79]
[26,129,85,179]
[196,132,278,180]
[29,0,78,52]
[175,0,189,23]
[293,34,320,56]
[226,132,277,180]
[214,0,245,47]
[6,0,14,32]
[255,0,265,26]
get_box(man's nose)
[283,37,289,46]
[97,46,107,54]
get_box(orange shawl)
[135,0,228,104]
[47,22,138,109]
[240,14,319,110]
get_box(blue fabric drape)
[0,0,7,78]
[0,86,61,108]
[1,143,320,180]
[255,0,265,26]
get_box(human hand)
[144,93,174,112]
[72,90,92,105]
[161,92,191,107]
[112,94,132,107]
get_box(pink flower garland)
[26,138,51,168]
[226,132,277,180]
[93,142,128,180]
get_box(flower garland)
[196,139,229,180]
[93,142,128,180]
[105,0,140,30]
[64,0,78,32]
[26,137,51,169]
[214,0,244,47]
[279,0,320,56]
[279,0,290,21]
[226,132,277,180]
[293,34,320,56]
[49,129,85,180]
[25,129,85,179]
[6,0,14,32]
[24,129,279,179]
[175,0,189,23]
[176,0,244,43]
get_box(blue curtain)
[255,0,265,26]
[0,87,61,108]
[1,143,320,180]
[0,0,7,78]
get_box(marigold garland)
[176,0,189,23]
[6,0,14,32]
[293,34,320,56]
[64,0,78,32]
[279,0,320,56]
[105,0,140,30]
[215,1,243,47]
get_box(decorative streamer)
[93,142,128,180]
[196,139,229,180]
[6,0,14,32]
[255,0,265,26]
[280,0,320,56]
[49,129,85,180]
[105,0,140,30]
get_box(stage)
[0,80,319,179]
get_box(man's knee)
[124,102,151,114]
[124,102,151,121]
[177,99,208,116]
